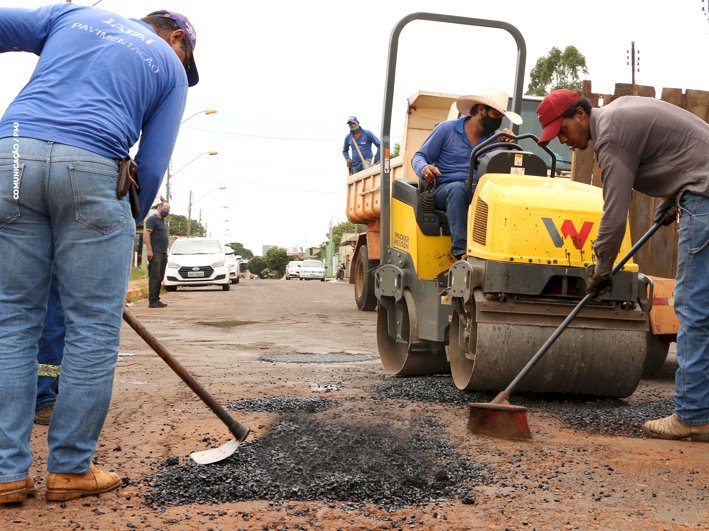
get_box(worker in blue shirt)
[412,89,522,259]
[343,116,381,174]
[0,5,198,504]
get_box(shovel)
[122,309,250,463]
[468,220,664,440]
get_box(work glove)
[653,198,678,226]
[585,273,613,296]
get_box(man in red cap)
[536,89,709,442]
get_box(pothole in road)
[143,414,493,510]
[373,375,675,438]
[197,320,257,328]
[259,351,377,364]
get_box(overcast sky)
[1,0,708,255]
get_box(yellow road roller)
[374,14,654,398]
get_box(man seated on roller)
[411,89,522,260]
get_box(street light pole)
[165,150,218,203]
[187,186,226,237]
[187,190,193,237]
[163,109,218,203]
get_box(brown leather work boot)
[643,413,709,442]
[46,464,121,501]
[0,477,36,505]
[34,403,55,425]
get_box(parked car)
[164,238,230,291]
[286,260,303,280]
[224,248,241,284]
[299,259,325,281]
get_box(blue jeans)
[433,181,473,257]
[0,138,134,482]
[36,276,65,412]
[674,192,709,425]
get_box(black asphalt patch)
[372,376,674,438]
[143,415,493,510]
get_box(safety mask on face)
[349,125,360,133]
[481,113,503,135]
[160,210,170,218]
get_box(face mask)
[160,210,170,218]
[481,113,503,135]
[349,125,360,133]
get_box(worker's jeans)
[36,278,65,412]
[433,181,473,257]
[673,192,709,425]
[0,138,134,482]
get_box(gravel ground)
[143,414,493,511]
[227,396,336,414]
[372,376,675,438]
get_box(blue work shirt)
[412,117,492,185]
[343,128,381,165]
[0,4,188,220]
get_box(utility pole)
[187,189,193,237]
[626,41,639,86]
[328,217,334,276]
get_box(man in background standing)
[343,116,380,174]
[145,202,171,309]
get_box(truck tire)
[354,244,377,311]
[642,333,671,377]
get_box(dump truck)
[347,13,679,394]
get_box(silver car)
[299,259,325,281]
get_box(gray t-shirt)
[145,214,169,254]
[590,96,709,275]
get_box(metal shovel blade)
[190,438,240,465]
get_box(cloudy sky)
[1,0,708,255]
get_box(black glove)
[653,198,678,226]
[586,273,612,295]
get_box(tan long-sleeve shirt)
[590,96,709,275]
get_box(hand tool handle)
[122,309,250,442]
[496,220,664,400]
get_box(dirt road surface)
[3,278,706,530]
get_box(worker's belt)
[38,364,61,378]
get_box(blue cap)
[147,10,199,87]
[346,116,358,124]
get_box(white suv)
[164,238,230,291]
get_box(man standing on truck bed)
[412,89,522,260]
[343,116,380,174]
[537,89,709,442]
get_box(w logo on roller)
[542,218,594,250]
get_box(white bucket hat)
[456,88,523,125]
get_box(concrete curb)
[126,279,149,304]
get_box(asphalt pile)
[373,376,674,438]
[143,414,493,510]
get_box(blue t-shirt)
[412,117,492,185]
[342,128,380,164]
[0,4,188,220]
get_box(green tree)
[325,221,365,248]
[168,214,206,237]
[527,46,589,96]
[265,247,290,277]
[226,242,253,259]
[248,256,267,275]
[392,143,400,158]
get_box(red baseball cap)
[537,89,582,144]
